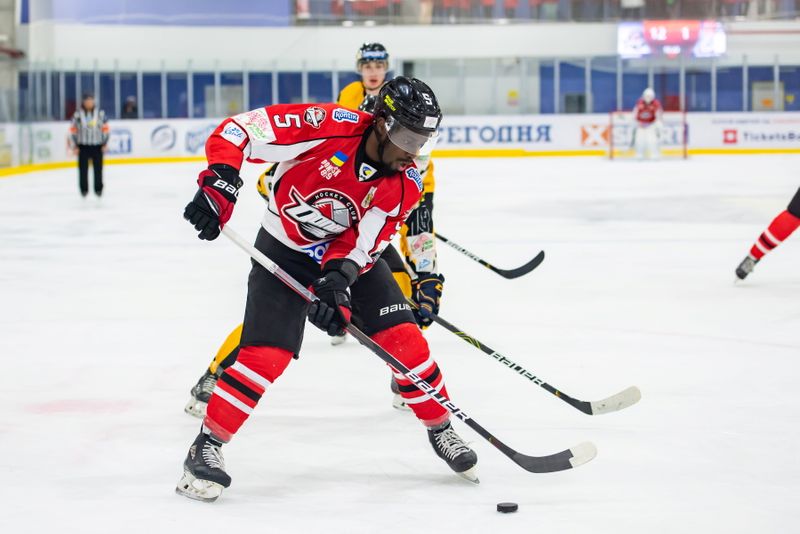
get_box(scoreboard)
[618,20,727,59]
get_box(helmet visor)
[384,115,439,156]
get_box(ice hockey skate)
[735,255,758,281]
[175,431,231,502]
[389,375,410,411]
[184,370,218,418]
[428,421,479,483]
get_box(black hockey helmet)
[373,77,441,155]
[356,42,389,70]
[358,94,379,113]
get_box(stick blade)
[491,251,545,279]
[590,386,642,415]
[512,441,597,473]
[568,441,598,468]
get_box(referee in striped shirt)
[70,93,109,197]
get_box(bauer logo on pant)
[379,303,411,316]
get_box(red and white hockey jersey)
[633,98,663,126]
[204,103,424,272]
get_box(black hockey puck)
[496,502,518,513]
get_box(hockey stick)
[419,305,641,416]
[221,225,596,474]
[435,233,544,279]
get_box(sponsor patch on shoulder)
[232,108,275,142]
[221,123,246,146]
[405,167,423,191]
[332,108,359,123]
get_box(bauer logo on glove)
[183,164,243,241]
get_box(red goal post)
[608,110,688,160]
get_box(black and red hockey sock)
[373,323,450,428]
[203,345,293,442]
[749,210,800,260]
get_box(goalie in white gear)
[632,88,663,160]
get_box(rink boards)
[1,111,800,177]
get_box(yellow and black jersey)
[256,163,275,202]
[337,80,368,111]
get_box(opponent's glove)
[183,164,243,241]
[412,273,444,329]
[307,259,359,337]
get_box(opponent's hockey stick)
[435,233,544,279]
[421,307,641,416]
[221,225,596,474]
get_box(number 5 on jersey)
[274,114,301,128]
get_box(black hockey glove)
[308,259,359,337]
[412,273,444,329]
[183,164,243,241]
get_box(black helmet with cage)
[356,42,389,71]
[373,76,441,157]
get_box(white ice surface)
[1,156,798,533]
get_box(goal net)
[608,111,688,160]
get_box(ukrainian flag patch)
[331,151,348,167]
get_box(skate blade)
[184,398,207,419]
[175,471,224,502]
[391,394,411,411]
[456,466,480,485]
[330,334,347,346]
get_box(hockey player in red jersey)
[632,88,663,160]
[183,43,445,417]
[735,187,800,280]
[176,77,478,502]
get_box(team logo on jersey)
[283,187,359,242]
[332,108,359,124]
[405,167,423,192]
[358,162,377,181]
[303,107,327,129]
[361,186,377,209]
